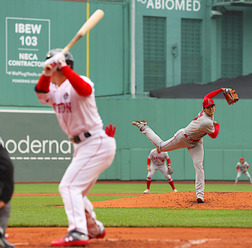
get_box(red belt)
[184,134,200,143]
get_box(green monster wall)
[97,97,252,182]
[0,0,129,106]
[1,0,252,182]
[1,97,251,182]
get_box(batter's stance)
[234,157,252,185]
[35,49,116,247]
[133,88,227,203]
[144,148,177,193]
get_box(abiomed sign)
[5,17,50,84]
[137,0,201,11]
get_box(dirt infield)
[9,191,252,248]
[6,226,252,248]
[93,191,252,209]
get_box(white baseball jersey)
[236,162,249,173]
[36,73,116,235]
[36,76,103,137]
[148,149,169,166]
[184,110,215,141]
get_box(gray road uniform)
[141,109,219,200]
[147,149,171,180]
[235,161,252,184]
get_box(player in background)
[234,157,252,186]
[35,49,116,247]
[0,137,15,248]
[132,88,226,203]
[144,148,177,193]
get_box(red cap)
[240,157,244,160]
[202,98,215,108]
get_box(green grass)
[10,182,252,228]
[14,182,252,194]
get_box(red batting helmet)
[202,98,215,108]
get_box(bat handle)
[61,47,69,55]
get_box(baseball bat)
[46,9,104,68]
[61,9,104,55]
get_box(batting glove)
[55,53,67,69]
[42,63,57,77]
[43,53,66,69]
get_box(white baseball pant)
[59,130,116,234]
[147,163,172,180]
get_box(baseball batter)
[133,88,227,203]
[234,157,252,185]
[35,49,116,247]
[144,148,177,193]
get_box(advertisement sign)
[6,17,50,84]
[0,110,72,182]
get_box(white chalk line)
[102,238,181,242]
[95,238,221,247]
[174,238,221,248]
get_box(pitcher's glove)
[223,88,239,105]
[167,166,173,175]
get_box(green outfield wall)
[1,0,252,182]
[0,0,129,106]
[1,97,251,182]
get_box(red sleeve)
[147,158,151,165]
[61,66,92,97]
[167,158,171,166]
[204,88,223,100]
[35,74,51,93]
[236,166,239,171]
[208,123,219,139]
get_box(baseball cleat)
[173,189,178,192]
[89,229,106,240]
[143,189,150,194]
[51,231,90,247]
[132,120,147,131]
[234,183,237,186]
[197,197,204,203]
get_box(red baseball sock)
[147,177,151,190]
[168,179,175,190]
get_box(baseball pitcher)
[132,88,230,203]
